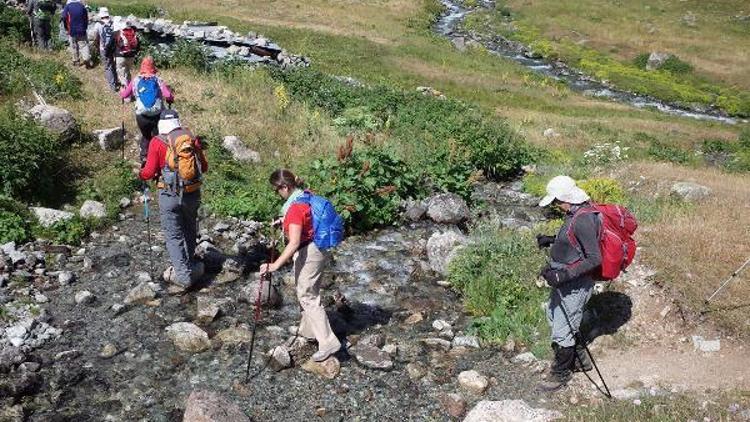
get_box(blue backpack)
[294,191,345,250]
[135,76,163,116]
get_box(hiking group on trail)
[19,3,639,395]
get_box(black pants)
[135,113,160,165]
[32,18,52,50]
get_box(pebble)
[100,343,118,358]
[301,357,340,379]
[458,370,489,394]
[452,336,480,349]
[74,290,95,305]
[406,362,426,380]
[404,313,424,325]
[58,271,75,285]
[432,319,452,332]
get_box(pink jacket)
[119,76,174,103]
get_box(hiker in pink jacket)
[120,56,174,166]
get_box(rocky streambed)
[0,183,573,421]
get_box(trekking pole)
[121,98,126,161]
[554,288,612,399]
[143,184,154,281]
[705,257,750,304]
[245,233,277,383]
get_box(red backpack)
[567,204,638,281]
[117,27,139,57]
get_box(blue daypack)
[135,76,163,116]
[294,191,345,250]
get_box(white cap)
[98,7,110,18]
[538,175,590,207]
[158,109,181,135]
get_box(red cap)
[139,56,157,76]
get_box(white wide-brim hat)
[538,175,590,207]
[98,7,110,18]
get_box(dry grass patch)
[615,161,750,336]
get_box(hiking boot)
[312,343,340,362]
[190,261,205,281]
[572,343,593,373]
[537,343,575,393]
[537,369,573,392]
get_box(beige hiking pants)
[115,56,135,87]
[294,243,340,352]
[68,35,90,64]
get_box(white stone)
[165,322,211,353]
[463,400,562,422]
[426,229,469,275]
[458,370,489,394]
[27,104,77,139]
[432,319,452,332]
[222,136,261,163]
[31,207,74,228]
[692,335,720,353]
[80,200,107,219]
[511,352,537,364]
[452,336,480,349]
[93,127,124,151]
[670,182,711,202]
[75,290,95,305]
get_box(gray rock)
[1,241,16,255]
[458,370,489,394]
[440,393,467,418]
[196,296,221,323]
[646,52,673,71]
[464,400,562,422]
[99,343,118,358]
[0,347,26,373]
[30,207,74,228]
[79,200,107,219]
[58,271,75,285]
[543,128,559,138]
[426,229,468,275]
[267,345,292,371]
[692,335,720,353]
[432,319,452,332]
[54,349,81,361]
[119,197,132,209]
[426,193,470,223]
[74,290,95,305]
[301,356,340,379]
[421,337,452,352]
[452,36,466,51]
[358,333,386,348]
[9,250,27,266]
[670,182,711,202]
[165,322,211,353]
[406,362,426,380]
[93,127,125,151]
[452,336,480,349]
[124,282,157,305]
[350,344,393,370]
[222,136,261,163]
[27,104,77,140]
[511,352,537,365]
[242,276,282,308]
[403,199,427,221]
[183,390,251,422]
[215,327,252,345]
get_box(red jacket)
[139,130,208,181]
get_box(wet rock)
[426,229,468,275]
[458,370,489,394]
[440,393,467,418]
[406,362,426,380]
[464,400,562,422]
[0,347,26,373]
[301,357,340,379]
[215,327,252,345]
[268,345,292,371]
[646,52,672,71]
[124,282,157,305]
[79,200,107,219]
[670,182,711,202]
[223,136,261,163]
[692,335,720,353]
[452,336,480,349]
[183,390,251,422]
[165,322,211,353]
[30,207,74,228]
[74,290,95,305]
[426,193,470,224]
[350,344,393,370]
[27,104,77,141]
[93,127,125,151]
[421,337,452,352]
[242,277,282,308]
[4,326,27,348]
[100,343,118,359]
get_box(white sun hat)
[98,7,110,18]
[538,175,590,207]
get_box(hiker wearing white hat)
[93,7,117,91]
[535,175,601,392]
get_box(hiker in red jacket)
[140,109,208,288]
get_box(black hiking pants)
[135,113,160,166]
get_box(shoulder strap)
[565,206,600,250]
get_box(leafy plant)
[0,40,82,100]
[0,4,30,43]
[0,210,29,244]
[34,216,88,246]
[578,177,626,204]
[647,140,693,164]
[79,161,140,217]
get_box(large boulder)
[463,400,562,422]
[93,127,124,151]
[30,207,74,228]
[222,136,261,163]
[27,104,77,141]
[165,322,211,353]
[183,390,250,422]
[426,193,470,224]
[670,181,711,202]
[79,200,107,219]
[646,52,672,71]
[426,229,469,275]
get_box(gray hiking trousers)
[32,18,52,50]
[546,276,594,348]
[159,189,200,285]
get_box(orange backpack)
[159,129,203,193]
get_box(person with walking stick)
[536,176,601,392]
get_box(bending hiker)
[260,170,343,362]
[26,0,56,50]
[139,109,207,289]
[536,176,601,392]
[61,0,90,67]
[120,56,174,166]
[113,20,139,88]
[93,7,117,91]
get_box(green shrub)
[702,138,736,154]
[578,177,626,204]
[0,4,30,43]
[633,53,693,74]
[0,40,82,100]
[0,210,30,244]
[308,145,422,231]
[142,39,211,73]
[647,140,693,164]
[80,161,140,217]
[34,216,88,246]
[739,129,750,150]
[0,106,65,202]
[448,228,548,350]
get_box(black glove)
[541,265,571,287]
[536,234,555,249]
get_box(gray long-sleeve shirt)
[550,203,602,279]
